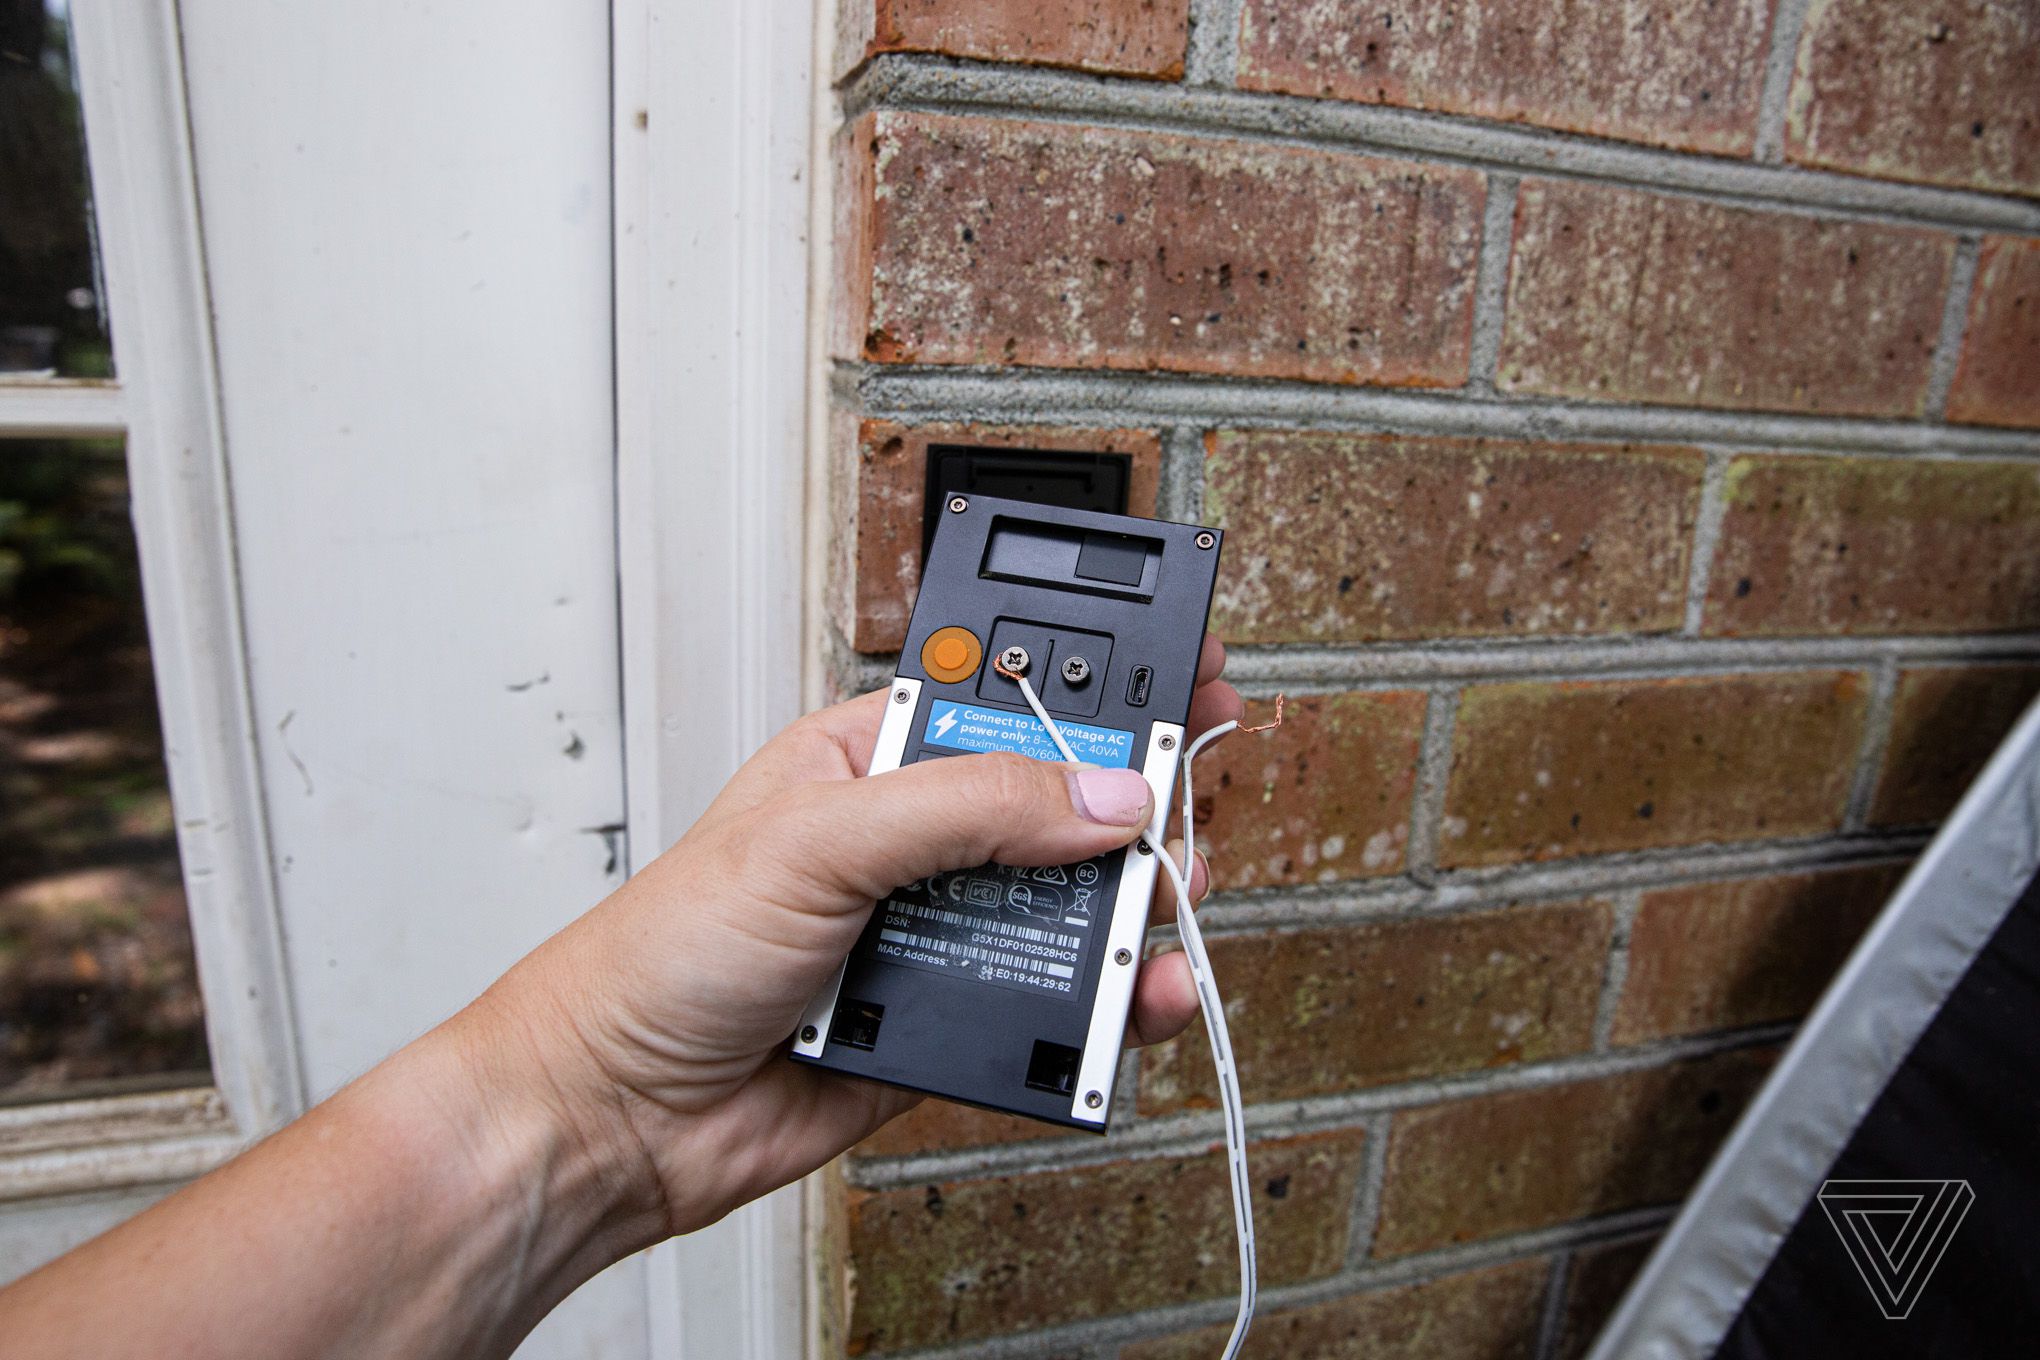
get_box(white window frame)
[613,0,826,1351]
[0,0,301,1209]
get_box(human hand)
[467,637,1245,1245]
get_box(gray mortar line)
[845,57,2040,236]
[842,635,2040,696]
[1841,658,1902,833]
[1532,1247,1577,1360]
[1589,890,1646,1052]
[834,643,897,695]
[1111,1046,1143,1125]
[1216,631,2040,688]
[1752,0,1814,163]
[1187,832,1926,934]
[855,366,2040,461]
[1466,175,1520,394]
[879,1205,1678,1360]
[847,1025,1793,1190]
[1401,687,1461,885]
[1343,1111,1393,1264]
[1924,237,1984,419]
[1226,661,1890,698]
[827,359,863,406]
[1680,451,1732,636]
[1158,425,1207,521]
[1184,0,1244,89]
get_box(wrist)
[417,976,674,1290]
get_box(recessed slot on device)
[830,998,885,1051]
[1025,1040,1082,1096]
[981,517,1161,600]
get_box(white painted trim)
[0,1121,239,1206]
[0,381,125,437]
[65,0,304,1137]
[614,0,819,1351]
[0,1087,235,1204]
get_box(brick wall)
[817,2,2040,1356]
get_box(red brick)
[1497,180,1954,418]
[1948,237,2040,430]
[844,1129,1367,1353]
[837,0,1190,80]
[1701,455,2040,638]
[1440,673,1870,868]
[1238,0,1774,155]
[1555,1235,1658,1360]
[1205,431,1702,645]
[832,419,1161,653]
[1870,664,2040,826]
[1195,692,1426,889]
[1122,1257,1549,1360]
[841,111,1485,386]
[1784,0,2040,198]
[1373,1047,1773,1256]
[1610,865,1903,1045]
[1140,901,1613,1114]
[854,1099,1065,1160]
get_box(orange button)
[920,625,983,683]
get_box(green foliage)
[0,440,133,604]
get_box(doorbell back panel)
[788,494,1223,1130]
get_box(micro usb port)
[1125,665,1153,707]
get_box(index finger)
[1196,634,1228,688]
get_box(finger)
[804,687,899,777]
[770,752,1155,906]
[1196,634,1228,688]
[1126,949,1199,1047]
[1186,680,1246,743]
[1148,840,1210,926]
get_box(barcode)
[890,902,1080,950]
[878,928,1076,979]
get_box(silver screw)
[1114,948,1132,965]
[799,1025,818,1043]
[1084,1090,1103,1109]
[948,495,969,513]
[1158,733,1176,751]
[999,645,1030,675]
[893,688,911,704]
[1195,530,1216,549]
[1060,655,1091,685]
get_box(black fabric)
[1718,869,2040,1357]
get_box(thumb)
[768,752,1155,904]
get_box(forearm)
[0,991,665,1360]
[0,679,1222,1354]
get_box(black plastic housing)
[790,495,1222,1129]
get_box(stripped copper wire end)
[992,654,1023,682]
[1239,692,1285,734]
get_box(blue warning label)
[922,701,1137,769]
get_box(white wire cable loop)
[1001,663,1259,1360]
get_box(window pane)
[2,439,208,1103]
[0,2,113,378]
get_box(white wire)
[1006,668,1257,1360]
